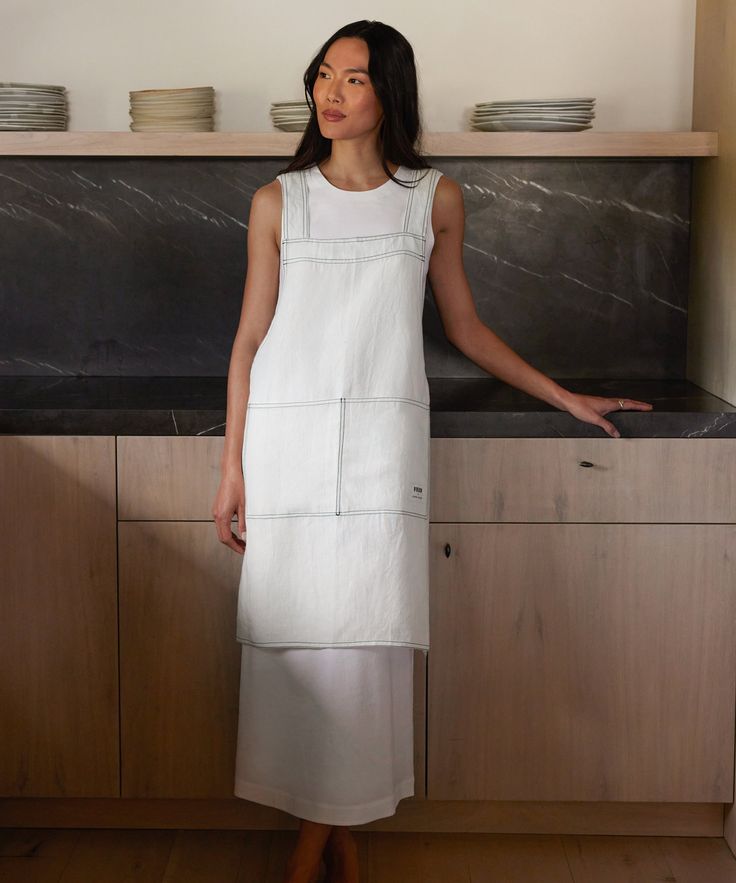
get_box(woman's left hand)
[563,393,654,439]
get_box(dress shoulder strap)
[275,170,309,242]
[402,167,443,243]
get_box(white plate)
[131,114,213,123]
[0,122,67,130]
[270,109,311,118]
[0,81,65,91]
[471,119,593,131]
[0,99,66,108]
[273,121,307,131]
[0,112,67,120]
[0,93,66,101]
[131,103,214,112]
[475,97,594,106]
[0,106,67,115]
[130,98,214,106]
[130,120,214,131]
[474,104,594,113]
[0,90,67,101]
[472,112,593,122]
[130,87,213,96]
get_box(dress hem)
[233,775,416,826]
[236,636,429,652]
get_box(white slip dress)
[234,163,437,826]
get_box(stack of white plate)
[270,100,311,131]
[471,97,596,132]
[0,82,68,131]
[129,87,215,132]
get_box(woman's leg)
[283,818,334,883]
[323,824,360,883]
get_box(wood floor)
[1,828,736,882]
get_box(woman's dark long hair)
[276,20,432,188]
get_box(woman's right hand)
[212,469,246,555]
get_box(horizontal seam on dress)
[336,396,345,514]
[283,251,424,264]
[247,396,430,408]
[284,232,426,243]
[245,509,428,519]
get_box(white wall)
[4,0,697,132]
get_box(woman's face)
[312,37,384,141]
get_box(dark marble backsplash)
[0,156,690,379]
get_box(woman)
[213,20,653,883]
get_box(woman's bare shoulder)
[431,173,464,237]
[250,178,283,248]
[433,173,462,205]
[253,177,283,210]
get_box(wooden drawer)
[429,437,736,523]
[118,436,226,520]
[120,436,736,523]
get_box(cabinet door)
[428,522,736,802]
[118,521,243,797]
[117,436,226,521]
[0,436,118,796]
[430,438,736,522]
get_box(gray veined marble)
[0,154,716,437]
[0,377,734,438]
[0,156,689,380]
[422,158,690,381]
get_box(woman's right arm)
[212,178,282,554]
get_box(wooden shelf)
[0,130,718,157]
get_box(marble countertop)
[1,376,735,438]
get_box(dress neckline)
[313,163,402,194]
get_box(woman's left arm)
[426,176,653,439]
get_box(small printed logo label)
[411,484,423,500]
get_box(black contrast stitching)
[300,169,310,238]
[277,174,287,269]
[247,398,342,408]
[247,396,430,409]
[246,511,342,518]
[402,168,419,232]
[245,509,429,519]
[283,250,424,265]
[422,170,442,263]
[285,232,425,244]
[336,396,345,514]
[345,396,430,409]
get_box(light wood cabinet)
[4,433,735,812]
[427,437,736,802]
[118,521,243,797]
[429,437,736,522]
[117,436,223,521]
[428,521,736,801]
[0,436,118,797]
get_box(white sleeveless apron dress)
[234,162,441,825]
